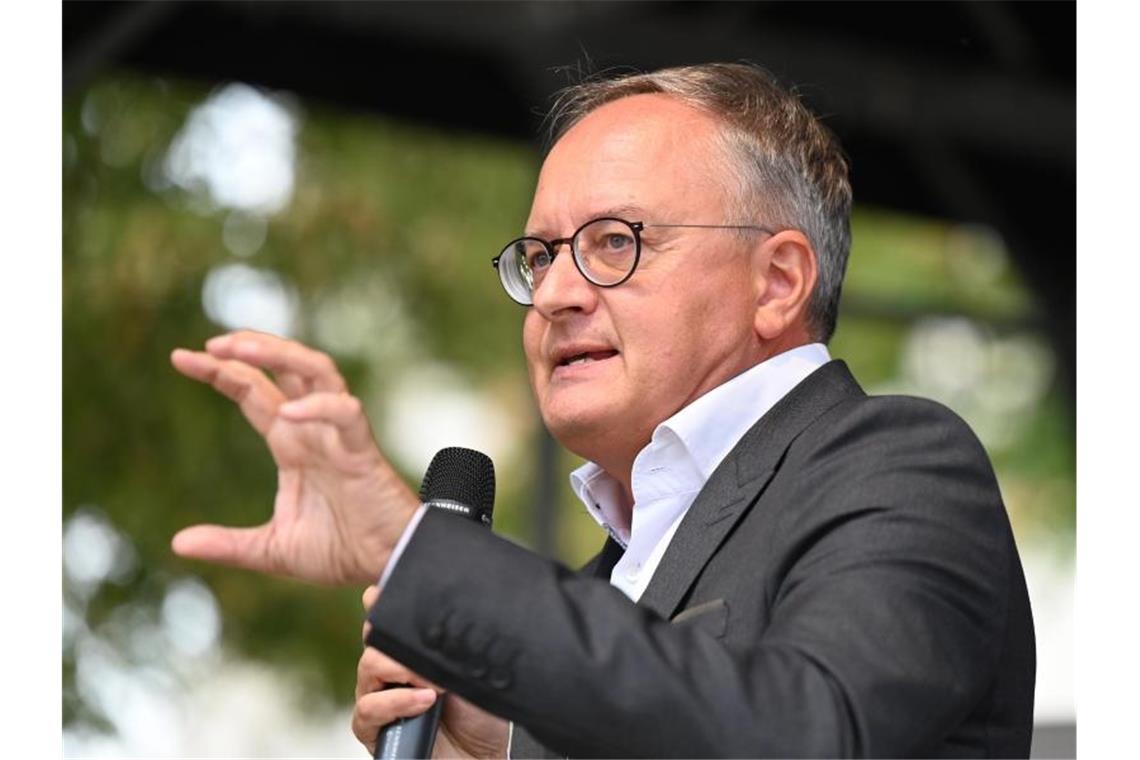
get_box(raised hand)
[169,330,420,585]
[355,586,509,758]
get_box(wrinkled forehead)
[526,94,735,236]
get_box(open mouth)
[558,350,619,367]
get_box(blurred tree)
[64,73,541,733]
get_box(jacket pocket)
[670,598,728,638]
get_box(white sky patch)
[1021,548,1075,723]
[161,578,222,659]
[163,82,297,216]
[222,210,269,257]
[63,508,137,595]
[903,317,988,398]
[311,275,416,362]
[64,652,361,758]
[381,363,520,477]
[201,262,299,336]
[885,317,1053,454]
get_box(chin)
[543,402,657,473]
[541,400,622,452]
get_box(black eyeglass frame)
[491,217,777,306]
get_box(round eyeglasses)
[491,217,776,305]
[492,217,641,306]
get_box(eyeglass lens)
[575,218,638,285]
[497,218,639,303]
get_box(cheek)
[638,325,697,379]
[627,282,748,372]
[522,311,545,380]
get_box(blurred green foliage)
[63,73,1073,737]
[64,73,543,728]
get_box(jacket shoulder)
[800,390,993,464]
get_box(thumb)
[361,585,380,642]
[171,523,273,574]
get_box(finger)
[171,524,276,575]
[171,349,284,435]
[356,647,446,699]
[352,688,437,752]
[171,348,242,390]
[356,647,422,698]
[171,347,210,378]
[278,392,376,452]
[206,331,347,393]
[361,585,380,641]
[275,370,310,400]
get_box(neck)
[586,337,819,516]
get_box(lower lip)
[551,354,619,381]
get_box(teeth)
[567,355,592,366]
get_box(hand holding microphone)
[358,448,498,759]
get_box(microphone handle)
[371,504,489,759]
[371,448,495,760]
[374,699,443,760]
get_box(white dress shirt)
[570,343,831,601]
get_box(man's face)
[522,94,767,471]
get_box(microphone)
[370,447,496,760]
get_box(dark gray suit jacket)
[368,361,1036,757]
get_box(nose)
[531,242,599,319]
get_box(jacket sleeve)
[366,397,1028,758]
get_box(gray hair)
[545,63,852,343]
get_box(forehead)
[527,94,732,234]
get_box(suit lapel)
[637,360,864,620]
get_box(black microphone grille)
[419,447,496,520]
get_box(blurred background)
[62,2,1074,757]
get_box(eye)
[603,233,634,250]
[527,248,553,270]
[512,239,553,272]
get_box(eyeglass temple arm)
[643,223,776,234]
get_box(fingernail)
[416,689,437,705]
[205,335,230,350]
[279,400,302,415]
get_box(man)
[171,63,1034,757]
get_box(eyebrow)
[525,204,651,238]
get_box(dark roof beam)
[64,1,179,95]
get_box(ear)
[750,230,818,341]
